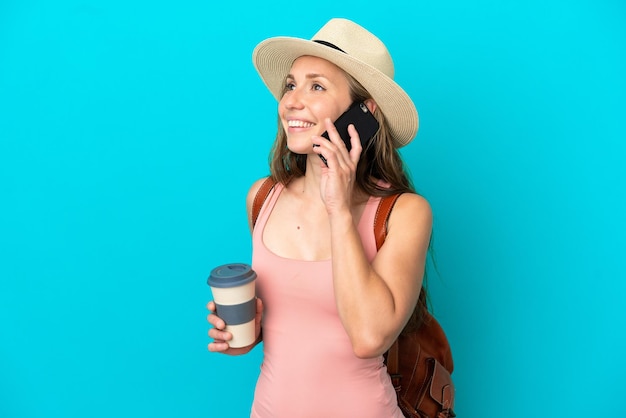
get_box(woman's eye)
[312,83,325,91]
[284,82,295,91]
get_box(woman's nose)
[282,89,305,110]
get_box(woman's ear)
[364,99,377,114]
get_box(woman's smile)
[287,119,316,129]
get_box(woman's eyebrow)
[286,73,329,80]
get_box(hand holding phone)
[319,101,379,165]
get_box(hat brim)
[253,37,418,147]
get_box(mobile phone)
[321,101,380,152]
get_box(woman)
[207,18,432,418]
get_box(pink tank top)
[250,183,403,418]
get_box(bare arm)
[312,119,432,358]
[206,177,269,354]
[330,193,432,358]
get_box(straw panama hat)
[252,18,419,148]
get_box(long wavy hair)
[267,69,430,333]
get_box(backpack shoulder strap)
[374,193,403,375]
[386,333,401,378]
[252,177,277,228]
[373,193,403,251]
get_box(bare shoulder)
[393,192,432,218]
[246,177,271,209]
[387,193,433,238]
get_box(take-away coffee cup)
[207,263,257,348]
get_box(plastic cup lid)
[207,263,256,288]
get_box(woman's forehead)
[288,55,345,75]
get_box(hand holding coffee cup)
[207,263,260,350]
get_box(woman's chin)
[286,141,316,156]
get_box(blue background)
[1,1,624,417]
